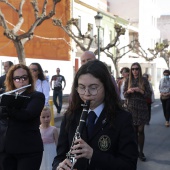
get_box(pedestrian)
[44,70,50,82]
[50,68,66,114]
[124,62,152,161]
[39,107,58,170]
[159,69,170,127]
[29,63,50,106]
[80,51,119,96]
[143,73,155,125]
[0,61,13,94]
[80,51,96,65]
[52,60,138,170]
[118,67,130,109]
[0,64,45,170]
[116,76,123,84]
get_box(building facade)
[1,0,167,93]
[109,0,167,90]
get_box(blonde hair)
[41,106,51,116]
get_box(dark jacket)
[52,108,138,170]
[0,75,6,94]
[0,106,8,152]
[0,91,45,154]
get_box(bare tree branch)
[0,0,61,64]
[135,41,169,63]
[12,0,25,34]
[0,9,8,29]
[53,18,94,51]
[0,0,18,12]
[31,0,39,19]
[53,17,169,76]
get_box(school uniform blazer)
[52,108,138,170]
[4,91,45,154]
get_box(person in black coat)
[0,64,45,170]
[52,60,138,170]
[0,61,13,94]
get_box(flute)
[0,84,31,97]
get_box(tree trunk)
[13,41,26,65]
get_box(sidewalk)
[53,102,68,116]
[52,100,69,128]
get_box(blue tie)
[87,111,97,138]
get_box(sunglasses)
[30,68,38,72]
[13,75,28,82]
[131,68,139,71]
[122,71,129,73]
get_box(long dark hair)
[30,63,45,81]
[128,62,144,90]
[67,60,121,127]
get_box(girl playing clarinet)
[52,60,138,170]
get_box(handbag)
[146,97,152,104]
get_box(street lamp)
[94,12,103,60]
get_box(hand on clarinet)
[56,159,73,170]
[56,139,93,170]
[71,138,93,160]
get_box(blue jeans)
[53,90,63,113]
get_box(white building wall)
[139,0,160,49]
[73,2,117,76]
[108,0,139,23]
[0,56,73,95]
[158,15,170,41]
[108,0,164,90]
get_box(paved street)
[137,98,170,170]
[54,93,170,170]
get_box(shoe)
[165,121,170,127]
[139,152,146,161]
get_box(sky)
[158,0,170,15]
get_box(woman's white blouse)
[36,79,50,106]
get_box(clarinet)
[66,100,90,170]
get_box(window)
[109,30,112,43]
[77,16,81,36]
[88,23,93,37]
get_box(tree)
[134,41,169,66]
[0,0,61,64]
[53,17,170,77]
[160,49,170,68]
[53,18,141,77]
[53,18,94,51]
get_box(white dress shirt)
[88,103,105,123]
[36,79,50,106]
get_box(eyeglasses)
[122,71,129,74]
[131,68,139,71]
[13,75,28,82]
[30,68,38,72]
[76,85,102,96]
